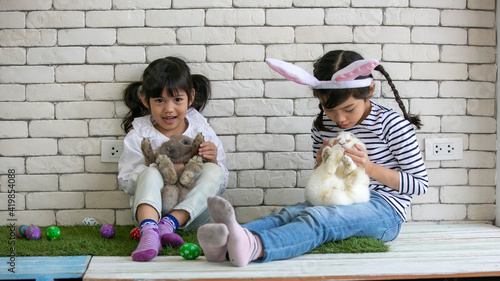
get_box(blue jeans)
[243,191,403,262]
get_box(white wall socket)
[101,140,124,163]
[424,138,463,161]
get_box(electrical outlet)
[425,138,463,161]
[101,140,124,163]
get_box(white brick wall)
[0,1,497,226]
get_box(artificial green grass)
[0,225,388,257]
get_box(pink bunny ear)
[332,59,379,82]
[265,58,320,87]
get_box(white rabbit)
[305,132,370,206]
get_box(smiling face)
[142,87,194,138]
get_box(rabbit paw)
[157,155,178,184]
[180,156,203,187]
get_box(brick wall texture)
[0,0,497,226]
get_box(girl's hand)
[343,144,372,173]
[198,141,218,164]
[315,138,332,167]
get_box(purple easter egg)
[26,226,41,240]
[100,224,115,238]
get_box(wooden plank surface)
[83,223,500,281]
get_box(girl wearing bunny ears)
[197,50,428,267]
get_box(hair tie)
[265,58,379,89]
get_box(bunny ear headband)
[265,58,379,89]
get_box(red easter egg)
[130,226,140,240]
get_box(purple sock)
[159,215,184,247]
[132,219,162,262]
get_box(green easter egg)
[180,243,201,260]
[46,226,61,240]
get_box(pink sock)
[197,223,229,262]
[131,224,162,262]
[159,215,184,247]
[207,196,263,267]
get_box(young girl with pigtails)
[197,50,428,267]
[118,56,228,262]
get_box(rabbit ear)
[332,59,379,82]
[265,58,320,87]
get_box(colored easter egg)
[15,225,28,238]
[100,224,115,238]
[180,243,201,260]
[82,216,100,226]
[46,226,61,240]
[130,226,140,240]
[26,226,41,240]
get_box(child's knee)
[200,163,223,183]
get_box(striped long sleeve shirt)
[311,101,428,220]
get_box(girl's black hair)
[312,50,422,131]
[122,56,211,133]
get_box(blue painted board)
[0,256,91,281]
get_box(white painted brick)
[441,116,496,134]
[29,120,88,137]
[56,209,115,226]
[385,8,439,26]
[298,169,313,188]
[146,10,204,27]
[234,0,291,7]
[295,26,352,43]
[412,63,468,80]
[238,170,296,187]
[236,27,294,44]
[410,0,465,9]
[411,186,439,204]
[0,66,54,84]
[147,46,206,62]
[418,116,440,133]
[383,44,438,62]
[0,84,24,101]
[469,64,497,82]
[470,134,496,151]
[441,186,495,204]
[0,139,57,156]
[207,45,264,62]
[0,158,25,174]
[325,8,382,25]
[265,188,305,205]
[236,134,295,152]
[115,209,132,225]
[0,121,28,138]
[112,0,171,9]
[234,206,282,223]
[210,117,265,134]
[115,64,147,82]
[26,11,84,28]
[60,174,117,191]
[56,102,115,119]
[117,28,176,45]
[0,29,56,47]
[0,211,55,227]
[440,82,495,99]
[173,0,232,8]
[267,117,314,134]
[441,10,495,28]
[0,102,54,120]
[58,138,101,155]
[235,99,293,116]
[211,80,264,99]
[58,29,116,46]
[115,102,128,119]
[0,193,25,210]
[86,10,144,27]
[2,174,58,192]
[411,99,465,116]
[467,99,494,116]
[188,63,234,81]
[0,12,24,28]
[87,47,145,64]
[27,84,85,101]
[266,44,324,61]
[469,29,496,46]
[382,81,438,99]
[353,0,408,7]
[411,27,467,45]
[468,0,495,10]
[53,0,111,10]
[265,152,313,170]
[206,9,265,26]
[427,168,467,186]
[354,26,410,43]
[295,134,313,152]
[26,192,84,209]
[467,204,495,221]
[86,83,127,101]
[469,169,495,186]
[265,81,312,99]
[235,62,277,80]
[223,189,264,206]
[294,98,319,116]
[55,65,114,83]
[441,151,495,169]
[177,27,235,44]
[412,204,466,221]
[0,0,52,10]
[85,156,119,173]
[325,44,382,60]
[88,119,124,136]
[218,136,235,153]
[27,47,85,65]
[266,8,324,26]
[226,152,264,170]
[441,46,495,63]
[202,100,234,117]
[86,191,131,209]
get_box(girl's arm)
[118,131,148,195]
